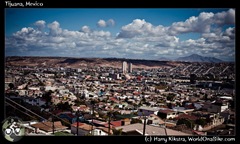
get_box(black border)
[1,0,239,8]
[1,0,238,144]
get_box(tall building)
[128,63,132,73]
[122,61,127,74]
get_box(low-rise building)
[115,123,190,135]
[137,106,160,116]
[71,122,95,136]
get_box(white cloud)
[214,8,235,25]
[7,20,113,57]
[107,19,115,27]
[97,19,115,27]
[202,27,235,44]
[117,19,166,38]
[81,25,91,33]
[34,20,46,31]
[48,21,62,36]
[5,9,235,61]
[168,12,214,35]
[168,9,235,35]
[97,19,107,27]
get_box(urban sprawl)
[5,60,235,136]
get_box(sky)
[5,8,235,61]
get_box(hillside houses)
[5,61,235,136]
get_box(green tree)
[74,98,85,106]
[166,94,175,101]
[157,112,167,119]
[8,83,15,89]
[42,90,53,107]
[195,118,207,126]
[125,97,129,102]
[112,128,123,135]
[57,102,72,111]
[131,118,142,124]
[177,118,194,129]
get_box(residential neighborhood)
[5,59,235,136]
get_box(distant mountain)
[176,54,223,63]
[158,57,171,61]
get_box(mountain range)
[175,54,223,63]
[159,54,223,63]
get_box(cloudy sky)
[5,8,235,61]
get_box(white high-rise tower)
[122,61,127,74]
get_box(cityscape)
[5,56,235,136]
[4,8,235,137]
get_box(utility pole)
[164,120,167,136]
[52,114,55,134]
[76,110,79,136]
[143,115,146,136]
[91,100,95,136]
[108,112,112,135]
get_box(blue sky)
[5,8,235,61]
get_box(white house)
[45,86,57,91]
[92,127,111,136]
[137,106,160,116]
[158,108,178,119]
[28,87,40,91]
[208,101,229,113]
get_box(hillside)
[5,56,188,69]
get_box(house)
[115,123,190,136]
[88,119,107,127]
[192,112,225,131]
[147,114,165,126]
[121,118,131,126]
[31,121,68,134]
[71,122,95,136]
[208,100,229,113]
[56,111,75,124]
[158,109,178,119]
[172,107,194,114]
[175,113,198,121]
[45,86,57,91]
[137,106,160,116]
[220,109,235,124]
[24,97,46,107]
[92,127,112,135]
[107,120,122,128]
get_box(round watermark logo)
[2,117,25,142]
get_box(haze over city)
[5,8,235,61]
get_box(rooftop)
[31,121,68,132]
[115,123,190,136]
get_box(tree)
[133,103,138,109]
[167,103,173,109]
[42,90,53,107]
[124,97,129,102]
[195,118,207,126]
[74,98,85,106]
[166,94,175,101]
[112,128,123,135]
[177,118,193,129]
[142,97,146,103]
[57,102,72,111]
[131,118,142,124]
[8,83,14,89]
[157,112,167,119]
